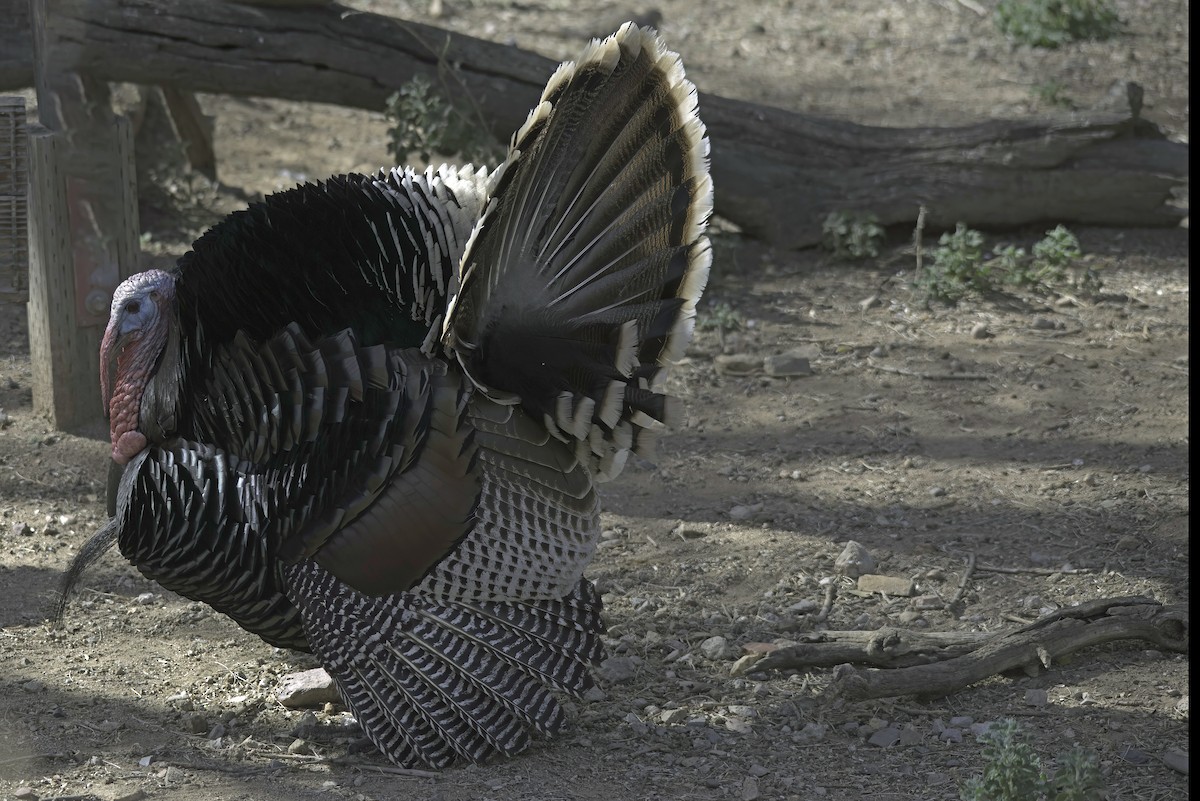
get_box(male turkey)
[57,23,711,768]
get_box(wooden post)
[0,95,26,303]
[29,0,139,431]
[27,127,91,428]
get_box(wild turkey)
[57,23,711,768]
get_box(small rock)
[112,790,148,801]
[12,787,37,800]
[22,680,44,693]
[726,705,757,719]
[134,592,156,605]
[1031,317,1061,330]
[730,653,763,676]
[724,716,754,734]
[660,708,689,725]
[291,710,319,737]
[868,727,901,747]
[787,599,819,614]
[1117,745,1151,765]
[949,715,973,727]
[940,727,963,743]
[970,722,993,738]
[857,574,915,597]
[1162,749,1188,775]
[764,350,812,377]
[11,522,32,537]
[970,322,992,339]
[582,686,608,702]
[276,667,340,708]
[897,609,925,625]
[797,722,826,742]
[700,635,732,660]
[598,656,638,684]
[287,738,309,755]
[729,503,763,521]
[928,486,947,497]
[1024,688,1049,707]
[164,766,185,783]
[714,353,762,375]
[834,540,877,578]
[672,522,708,539]
[181,712,209,735]
[898,727,924,747]
[623,712,649,736]
[740,775,760,801]
[748,764,771,778]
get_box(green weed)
[384,74,501,166]
[995,0,1121,48]
[822,211,885,260]
[960,720,1103,801]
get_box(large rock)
[276,667,340,708]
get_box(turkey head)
[100,268,182,464]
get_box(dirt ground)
[0,1,1189,800]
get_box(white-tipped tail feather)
[445,22,712,481]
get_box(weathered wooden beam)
[7,0,1188,247]
[0,96,27,303]
[159,86,217,181]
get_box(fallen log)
[748,596,1187,701]
[4,0,1187,247]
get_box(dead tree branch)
[753,596,1187,700]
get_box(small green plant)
[822,211,885,260]
[960,720,1103,801]
[1049,747,1105,801]
[1030,224,1081,281]
[699,301,744,349]
[919,224,1096,298]
[995,0,1121,48]
[917,223,990,302]
[384,74,501,166]
[999,225,1085,288]
[1033,80,1075,108]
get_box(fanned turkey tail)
[444,23,712,481]
[285,563,604,768]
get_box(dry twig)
[948,552,976,607]
[867,358,990,381]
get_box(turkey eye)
[126,301,141,314]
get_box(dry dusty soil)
[0,1,1189,800]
